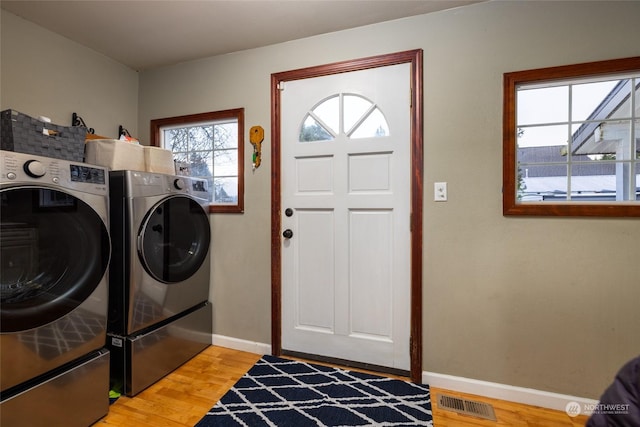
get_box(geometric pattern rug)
[195,355,433,426]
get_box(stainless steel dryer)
[107,170,212,396]
[0,150,110,427]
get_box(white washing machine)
[107,170,212,396]
[0,150,110,427]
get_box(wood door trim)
[271,49,424,382]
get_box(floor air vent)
[437,394,497,421]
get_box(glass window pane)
[635,163,640,200]
[173,152,189,175]
[351,108,389,139]
[633,119,640,159]
[300,115,333,142]
[635,79,640,117]
[517,125,568,149]
[604,80,632,120]
[572,120,631,160]
[164,128,188,152]
[173,152,188,164]
[519,164,568,202]
[312,96,339,135]
[572,79,624,121]
[571,163,618,201]
[344,95,372,134]
[517,86,568,125]
[213,177,238,204]
[213,149,238,177]
[189,126,213,151]
[215,123,238,149]
[188,151,213,178]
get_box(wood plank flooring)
[93,346,589,426]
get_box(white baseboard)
[423,371,598,413]
[211,334,272,355]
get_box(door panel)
[281,63,411,370]
[296,156,334,193]
[295,209,334,332]
[349,209,393,340]
[349,152,392,192]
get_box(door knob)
[283,229,293,239]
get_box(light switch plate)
[434,182,447,201]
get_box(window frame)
[503,57,640,217]
[150,108,245,214]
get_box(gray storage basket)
[0,109,86,162]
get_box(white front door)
[280,63,411,370]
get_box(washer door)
[0,187,110,333]
[138,195,210,283]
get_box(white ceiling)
[1,0,482,71]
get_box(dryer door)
[0,187,110,333]
[138,195,211,283]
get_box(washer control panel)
[0,150,108,194]
[124,170,210,202]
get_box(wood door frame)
[271,49,424,382]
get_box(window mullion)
[631,77,637,200]
[567,85,573,201]
[339,93,344,136]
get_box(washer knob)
[24,160,46,178]
[173,178,185,190]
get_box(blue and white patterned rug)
[195,355,433,426]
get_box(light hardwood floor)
[93,346,589,426]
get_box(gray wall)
[1,11,138,138]
[2,1,639,400]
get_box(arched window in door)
[299,94,390,142]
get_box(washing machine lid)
[138,195,210,283]
[0,187,110,333]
